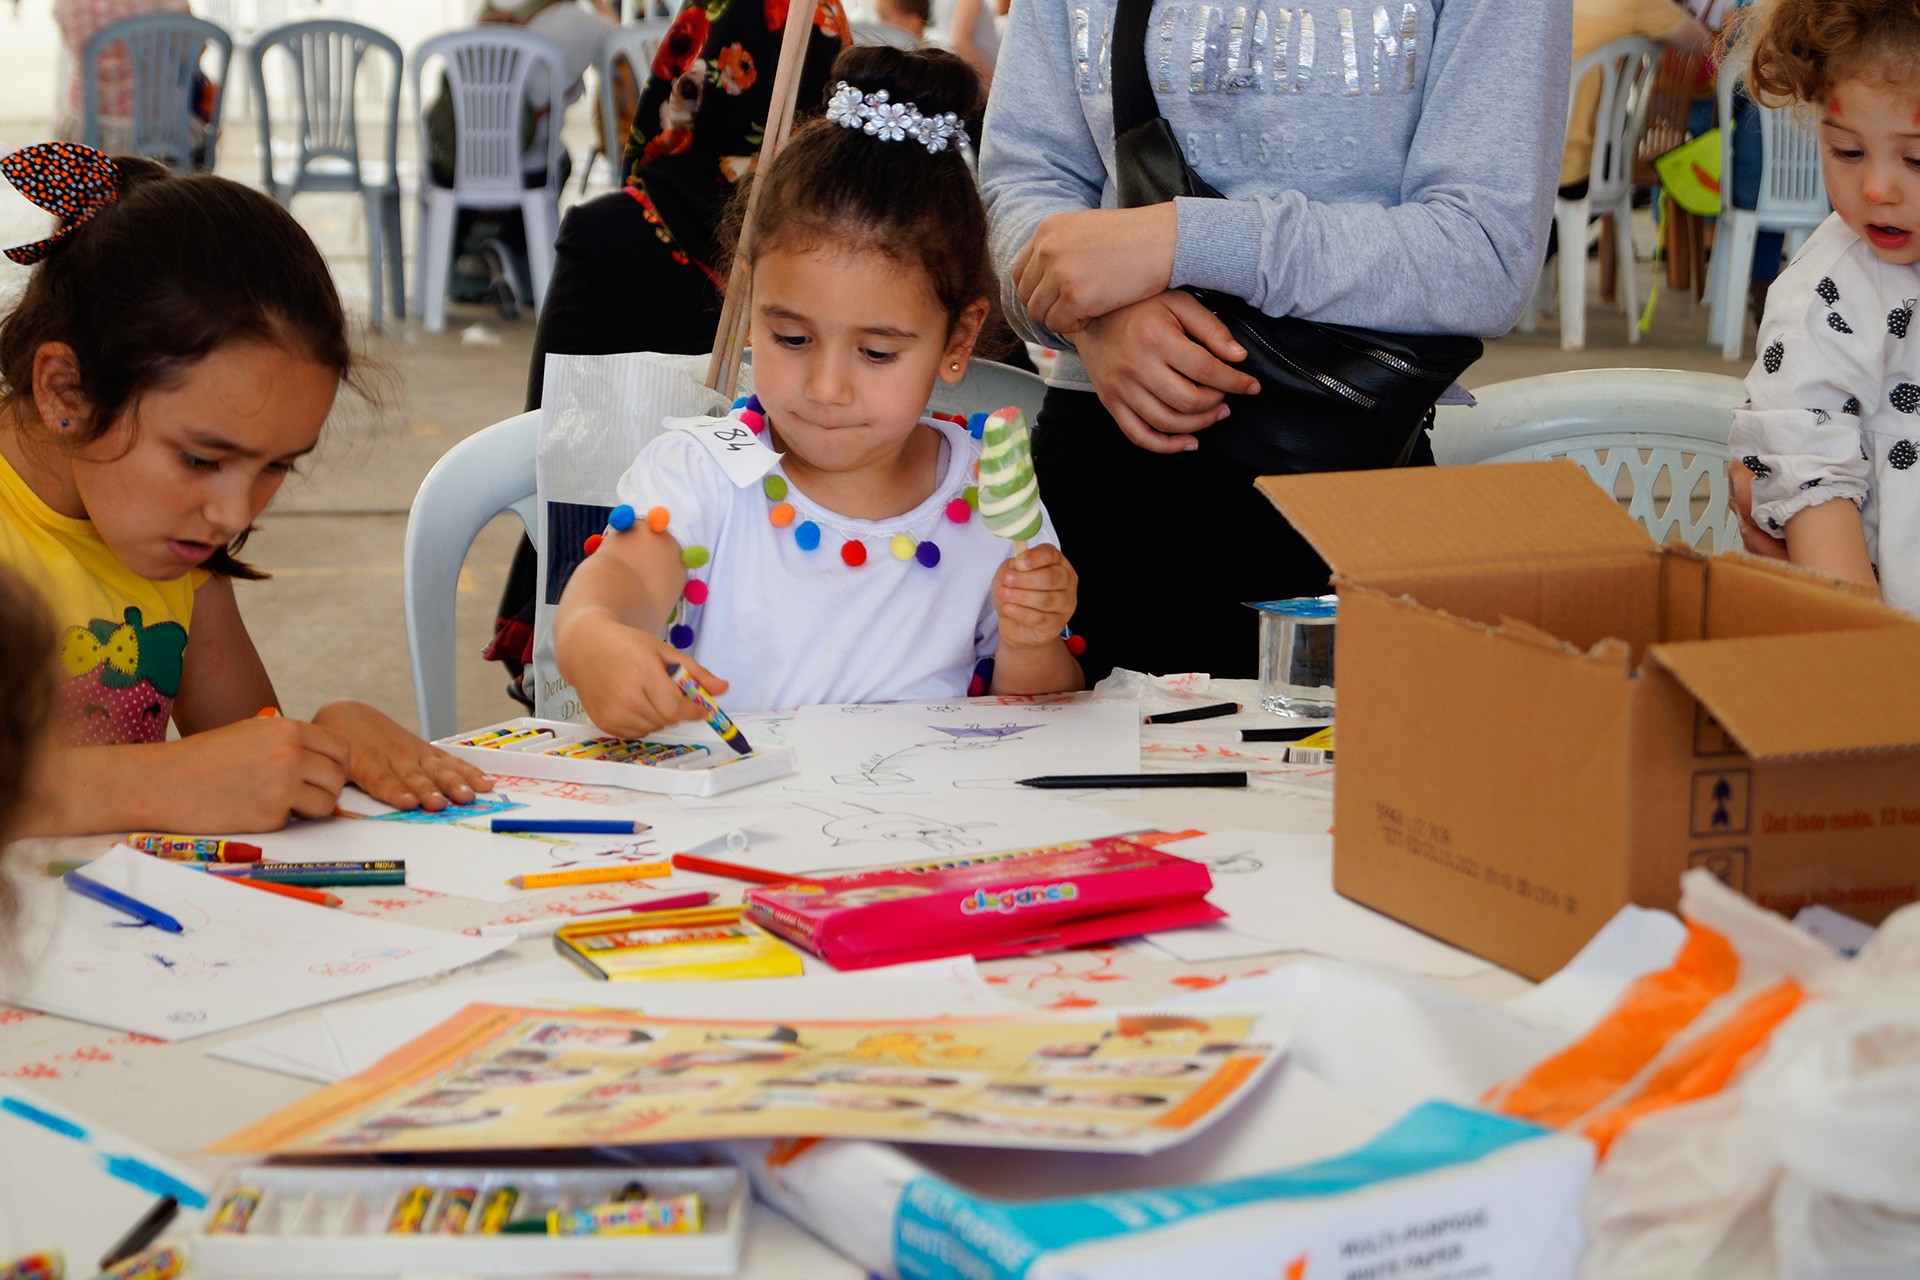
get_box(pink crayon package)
[741,838,1222,970]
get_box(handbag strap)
[1110,0,1159,136]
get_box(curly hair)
[1733,0,1920,107]
[0,567,57,922]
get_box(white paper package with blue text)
[726,1101,1593,1280]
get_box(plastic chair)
[584,21,666,192]
[1431,368,1747,552]
[251,20,406,328]
[1706,60,1830,361]
[405,409,540,740]
[409,27,569,333]
[81,12,234,173]
[929,359,1048,423]
[1617,49,1707,303]
[1521,36,1661,351]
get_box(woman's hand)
[313,700,493,812]
[995,543,1078,650]
[1727,460,1789,560]
[1072,292,1260,453]
[1014,205,1178,335]
[563,613,728,740]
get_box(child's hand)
[312,700,494,812]
[165,716,353,830]
[995,544,1078,650]
[562,615,730,740]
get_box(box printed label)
[1689,770,1751,837]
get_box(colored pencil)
[1240,725,1326,742]
[511,862,673,890]
[1017,771,1250,789]
[225,877,342,908]
[473,890,718,938]
[489,818,650,835]
[669,853,813,886]
[1142,701,1242,724]
[63,870,183,932]
[99,1196,178,1269]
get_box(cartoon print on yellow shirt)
[57,605,187,746]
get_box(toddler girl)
[0,144,491,833]
[556,47,1081,736]
[1731,0,1920,612]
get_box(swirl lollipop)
[977,407,1043,551]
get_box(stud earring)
[950,362,961,372]
[58,419,70,430]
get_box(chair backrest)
[82,12,234,173]
[595,22,665,176]
[1431,368,1747,552]
[1632,49,1703,187]
[927,359,1048,424]
[404,409,541,740]
[411,26,569,201]
[1570,35,1661,206]
[1717,58,1829,228]
[251,19,404,192]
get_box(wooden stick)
[705,0,820,396]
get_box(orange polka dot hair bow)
[2,142,122,265]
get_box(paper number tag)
[666,414,782,489]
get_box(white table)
[0,687,1530,1278]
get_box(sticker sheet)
[212,1004,1282,1157]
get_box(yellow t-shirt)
[0,445,209,746]
[1560,0,1692,189]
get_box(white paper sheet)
[784,698,1141,796]
[4,846,509,1040]
[210,958,1030,1084]
[666,793,1148,885]
[1138,830,1494,979]
[232,792,759,902]
[0,1086,211,1267]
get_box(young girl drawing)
[1729,0,1920,613]
[0,145,492,834]
[555,47,1082,736]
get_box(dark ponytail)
[723,45,991,327]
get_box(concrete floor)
[0,0,1762,735]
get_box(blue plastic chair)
[81,12,233,173]
[251,19,406,328]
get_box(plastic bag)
[530,351,738,722]
[1488,871,1920,1279]
[1653,128,1721,218]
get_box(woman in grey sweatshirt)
[980,0,1572,679]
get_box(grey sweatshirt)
[980,0,1574,388]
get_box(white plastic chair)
[929,358,1048,423]
[1706,60,1830,361]
[1432,368,1748,551]
[252,19,406,328]
[409,27,569,333]
[584,21,666,192]
[405,409,540,740]
[1521,36,1661,351]
[81,12,234,172]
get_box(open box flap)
[1256,460,1650,581]
[1649,629,1920,760]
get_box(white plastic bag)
[530,351,739,722]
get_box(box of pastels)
[432,717,794,796]
[189,1162,748,1276]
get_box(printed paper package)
[741,838,1223,969]
[730,1101,1593,1280]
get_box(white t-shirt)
[612,414,1058,711]
[1732,212,1920,617]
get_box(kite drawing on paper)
[788,699,1140,795]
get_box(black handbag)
[1108,0,1482,475]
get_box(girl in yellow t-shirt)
[0,144,491,834]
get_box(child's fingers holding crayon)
[158,715,350,831]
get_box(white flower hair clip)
[825,81,970,155]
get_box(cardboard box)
[1258,460,1920,980]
